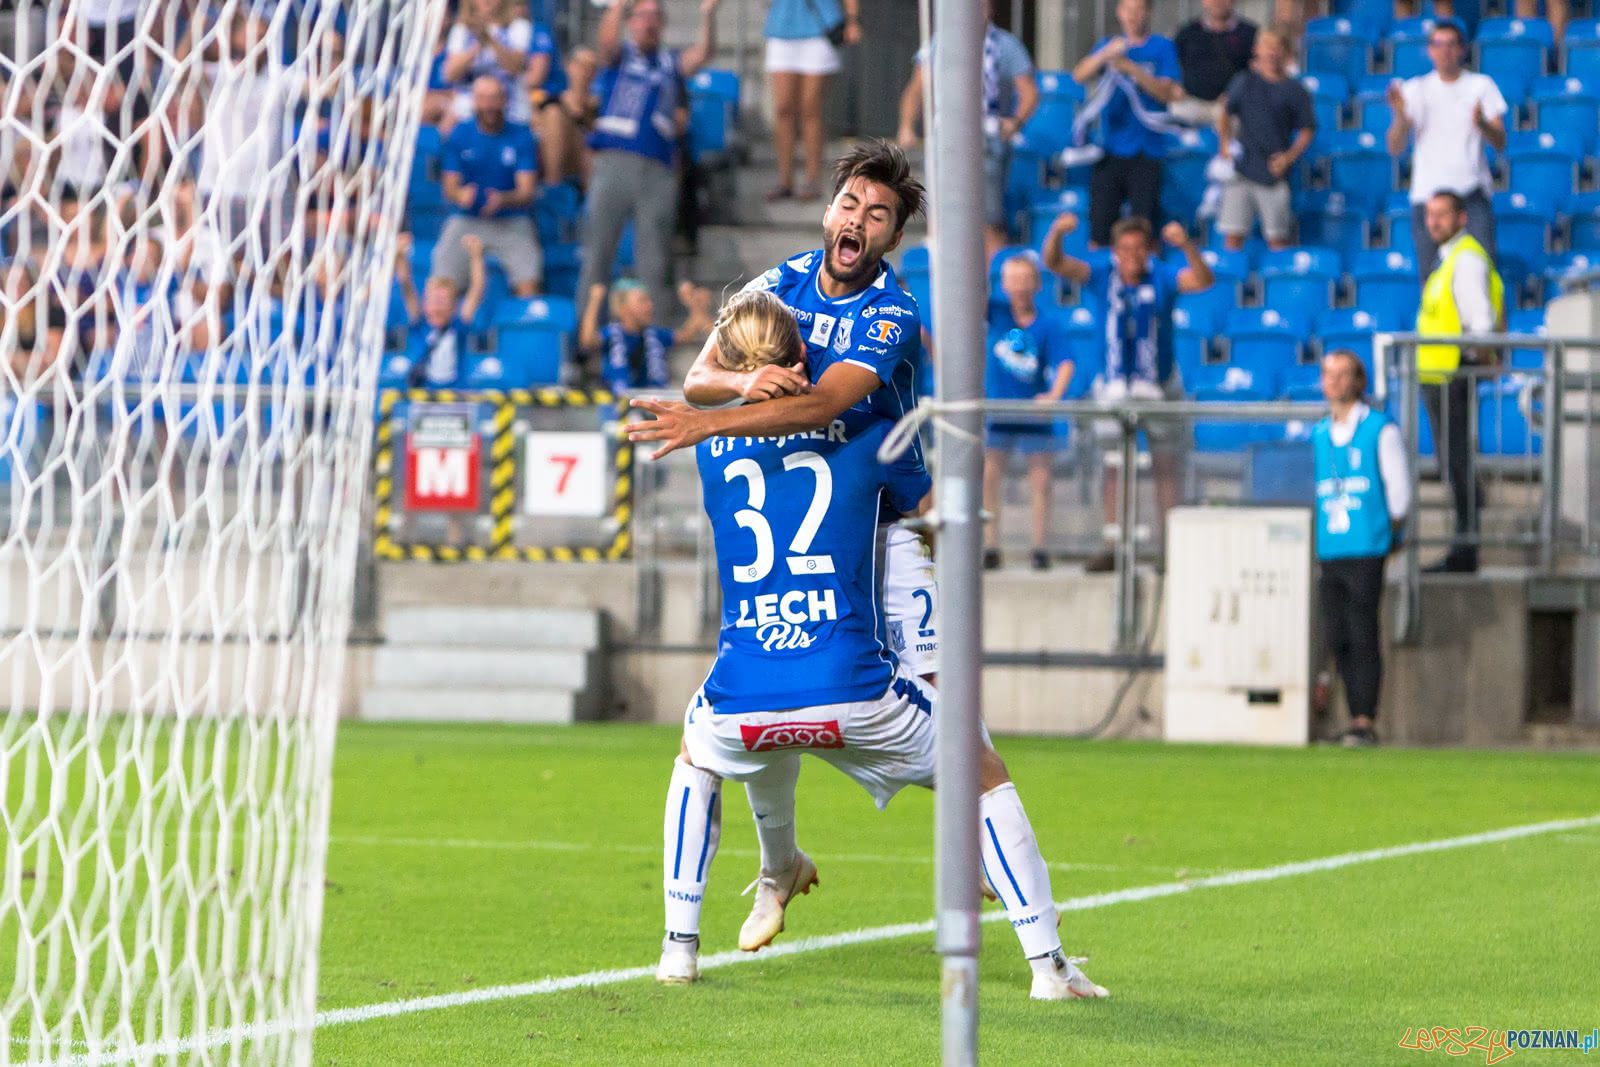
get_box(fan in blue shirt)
[579,279,716,393]
[441,85,540,219]
[982,253,1074,571]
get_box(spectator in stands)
[1,263,67,381]
[982,252,1075,572]
[579,279,715,393]
[1071,0,1181,250]
[538,46,602,187]
[897,0,1036,262]
[435,75,542,299]
[1216,26,1315,253]
[424,20,459,134]
[59,0,141,85]
[525,27,585,186]
[398,232,487,390]
[764,0,860,204]
[1313,349,1409,747]
[1172,0,1257,127]
[1415,190,1504,574]
[444,0,536,126]
[577,0,720,329]
[1042,212,1214,573]
[1386,20,1506,276]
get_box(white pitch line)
[32,812,1600,1067]
[330,835,1180,874]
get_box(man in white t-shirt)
[1386,20,1506,277]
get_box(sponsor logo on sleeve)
[740,720,846,752]
[865,320,903,345]
[743,266,783,293]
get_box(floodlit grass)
[303,723,1599,1066]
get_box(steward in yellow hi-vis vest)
[1416,232,1505,385]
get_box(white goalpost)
[0,1,443,1062]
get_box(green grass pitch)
[307,723,1600,1066]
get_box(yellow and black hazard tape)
[369,387,633,563]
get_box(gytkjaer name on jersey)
[706,420,850,457]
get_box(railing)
[1374,332,1600,641]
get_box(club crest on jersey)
[832,317,853,354]
[739,720,845,752]
[865,320,901,345]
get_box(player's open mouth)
[835,233,862,267]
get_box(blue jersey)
[590,41,684,168]
[1090,259,1182,386]
[985,306,1067,401]
[442,119,540,217]
[698,413,931,714]
[745,249,923,452]
[600,323,674,392]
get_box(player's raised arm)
[682,317,810,406]
[635,361,878,458]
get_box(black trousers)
[1422,376,1481,550]
[1318,555,1386,722]
[1088,153,1162,247]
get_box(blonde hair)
[714,290,804,373]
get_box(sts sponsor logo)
[865,320,902,346]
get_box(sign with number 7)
[523,431,609,517]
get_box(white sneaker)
[1030,952,1110,1000]
[738,851,819,952]
[656,935,699,984]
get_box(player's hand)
[625,398,713,459]
[1051,211,1079,236]
[1267,152,1291,178]
[454,183,478,209]
[1160,220,1191,247]
[480,190,503,217]
[740,363,811,402]
[460,233,484,257]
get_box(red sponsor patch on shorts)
[739,720,845,752]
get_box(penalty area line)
[33,811,1600,1067]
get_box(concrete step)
[360,686,592,724]
[372,645,595,689]
[384,606,604,649]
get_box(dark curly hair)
[830,140,926,233]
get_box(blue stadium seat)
[1171,318,1210,383]
[412,124,442,185]
[1020,71,1080,154]
[1162,135,1216,224]
[1295,190,1368,267]
[1381,200,1418,259]
[1543,251,1599,294]
[378,352,414,390]
[1192,363,1280,451]
[1477,373,1542,455]
[491,295,578,332]
[1566,190,1600,253]
[1503,130,1582,210]
[1356,93,1394,137]
[1308,93,1343,134]
[1532,75,1600,153]
[1176,286,1233,335]
[1388,35,1433,78]
[1305,17,1374,83]
[544,242,581,299]
[1352,265,1420,330]
[900,245,930,275]
[409,204,449,243]
[1299,72,1351,104]
[1316,308,1379,376]
[1506,307,1548,370]
[1258,247,1341,329]
[1205,229,1269,273]
[535,182,582,246]
[1197,247,1251,293]
[1005,138,1053,222]
[1026,187,1089,248]
[1476,19,1552,101]
[690,68,741,109]
[1492,190,1552,291]
[1281,361,1324,398]
[1389,15,1441,41]
[484,325,566,386]
[1322,131,1394,216]
[1567,19,1600,81]
[687,94,733,161]
[1224,307,1304,373]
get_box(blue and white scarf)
[1066,60,1181,162]
[1104,270,1160,385]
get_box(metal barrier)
[1374,333,1600,641]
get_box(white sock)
[979,782,1061,959]
[663,758,722,937]
[743,754,800,874]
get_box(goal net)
[0,1,443,1062]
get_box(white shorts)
[882,522,939,677]
[681,668,941,810]
[764,36,841,76]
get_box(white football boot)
[1030,952,1110,1000]
[655,935,700,984]
[738,851,819,952]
